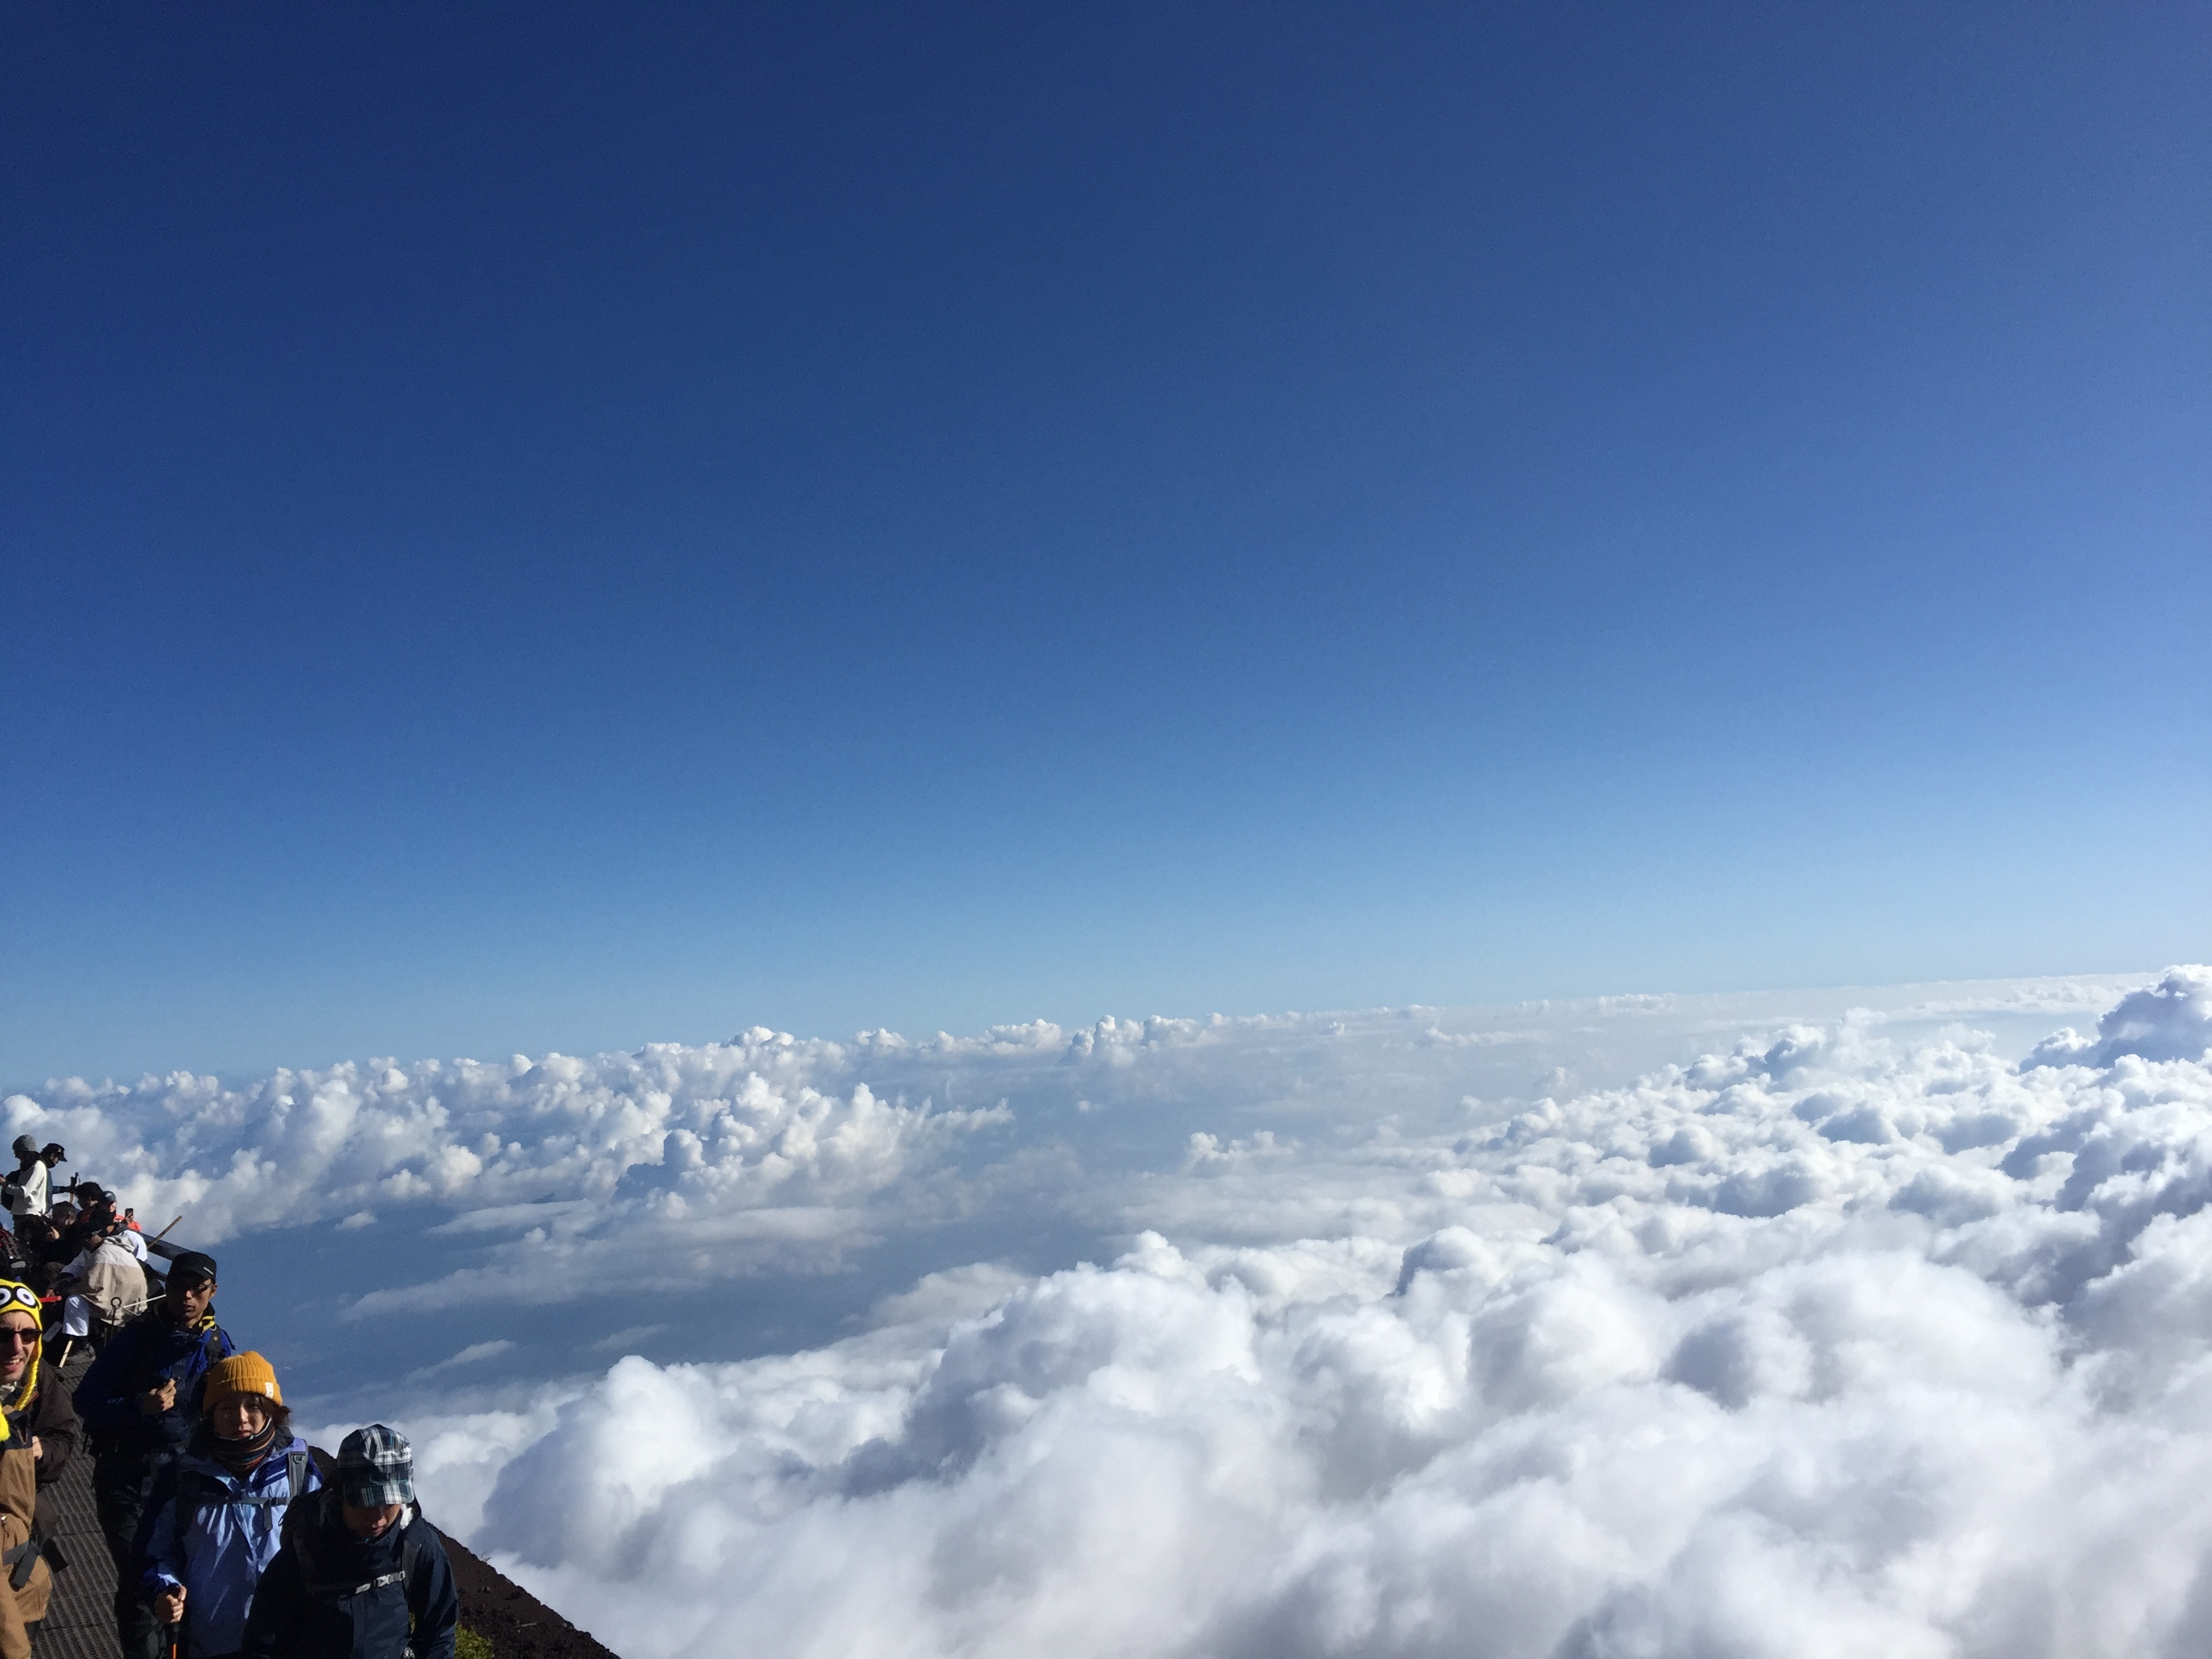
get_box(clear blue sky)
[5,3,2205,1085]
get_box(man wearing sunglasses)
[74,1253,236,1659]
[0,1277,79,1659]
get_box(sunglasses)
[0,1330,37,1350]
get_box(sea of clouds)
[12,967,2212,1656]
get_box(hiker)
[139,1353,319,1659]
[51,1185,120,1269]
[1,1143,61,1235]
[0,1276,81,1659]
[239,1425,457,1659]
[68,1184,122,1246]
[23,1207,79,1296]
[55,1223,153,1352]
[75,1251,237,1659]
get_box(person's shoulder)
[287,1481,338,1531]
[171,1321,233,1363]
[171,1447,218,1476]
[403,1510,453,1560]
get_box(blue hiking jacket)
[138,1435,321,1659]
[74,1311,237,1455]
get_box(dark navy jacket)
[73,1311,237,1458]
[240,1488,459,1659]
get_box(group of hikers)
[0,1136,459,1659]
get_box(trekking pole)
[152,1216,184,1242]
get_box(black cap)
[39,1145,64,1162]
[167,1251,218,1285]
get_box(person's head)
[337,1425,414,1539]
[163,1253,218,1324]
[0,1282,40,1389]
[38,1145,64,1168]
[203,1351,289,1444]
[9,1137,33,1167]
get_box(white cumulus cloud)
[25,968,2212,1656]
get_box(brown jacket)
[0,1372,75,1659]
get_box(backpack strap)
[285,1490,409,1603]
[173,1453,311,1562]
[3,1527,41,1591]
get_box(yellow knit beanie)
[203,1351,283,1410]
[0,1279,40,1441]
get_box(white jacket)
[5,1164,46,1220]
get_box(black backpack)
[279,1486,425,1605]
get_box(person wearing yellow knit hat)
[138,1350,320,1659]
[75,1250,236,1659]
[0,1277,80,1659]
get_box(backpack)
[279,1486,424,1605]
[171,1450,312,1561]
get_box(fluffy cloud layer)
[7,1034,1012,1246]
[25,968,2212,1656]
[449,971,2212,1656]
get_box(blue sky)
[5,3,2205,1084]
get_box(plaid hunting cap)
[337,1424,416,1507]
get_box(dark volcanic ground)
[445,1532,620,1659]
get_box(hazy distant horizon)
[9,965,2163,1095]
